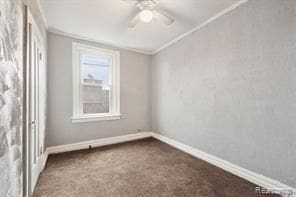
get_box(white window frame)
[72,43,120,123]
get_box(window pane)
[81,53,110,114]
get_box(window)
[72,43,120,122]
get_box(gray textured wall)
[0,0,46,196]
[151,0,296,187]
[47,32,151,147]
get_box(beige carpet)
[34,138,278,197]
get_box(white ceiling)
[41,0,242,54]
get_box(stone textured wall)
[0,0,47,196]
[0,0,24,196]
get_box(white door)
[28,13,44,195]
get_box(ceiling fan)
[124,0,174,28]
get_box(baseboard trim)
[46,132,152,155]
[151,133,296,196]
[44,131,295,196]
[42,151,48,170]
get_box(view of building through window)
[81,53,110,114]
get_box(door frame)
[24,8,46,197]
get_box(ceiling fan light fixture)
[139,9,154,23]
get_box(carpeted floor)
[34,138,278,197]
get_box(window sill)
[71,114,121,123]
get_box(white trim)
[45,1,248,56]
[36,0,48,28]
[72,43,120,123]
[152,0,249,54]
[48,28,153,55]
[151,133,296,197]
[26,9,47,197]
[46,132,153,154]
[43,131,295,196]
[24,9,32,197]
[42,151,48,170]
[72,114,121,123]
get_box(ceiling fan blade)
[122,0,138,5]
[154,10,174,25]
[129,14,140,28]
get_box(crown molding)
[48,28,154,55]
[152,0,249,55]
[41,1,248,55]
[41,0,248,56]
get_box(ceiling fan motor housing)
[127,0,174,27]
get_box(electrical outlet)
[136,128,142,132]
